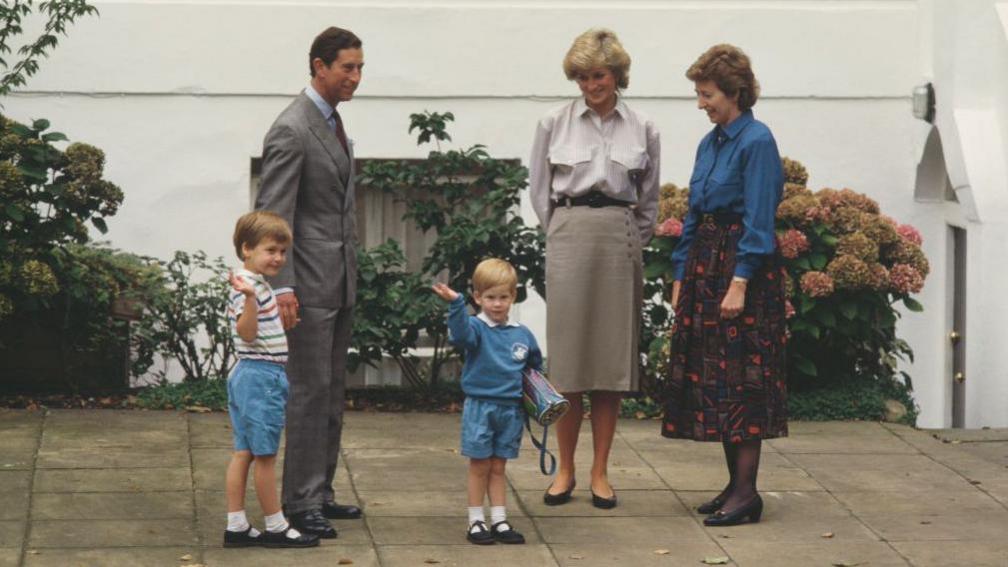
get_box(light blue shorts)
[227,359,289,456]
[460,397,524,459]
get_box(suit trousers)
[281,304,354,513]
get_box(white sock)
[227,510,249,532]
[467,506,485,529]
[490,505,507,525]
[263,511,302,539]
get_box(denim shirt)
[670,110,783,280]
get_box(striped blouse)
[529,97,661,241]
[228,268,288,363]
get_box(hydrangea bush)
[642,158,928,401]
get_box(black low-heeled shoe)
[590,489,617,510]
[703,494,763,527]
[543,480,576,506]
[696,493,728,515]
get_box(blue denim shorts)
[227,359,289,456]
[460,397,524,459]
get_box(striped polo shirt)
[227,268,288,363]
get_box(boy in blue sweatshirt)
[431,258,542,546]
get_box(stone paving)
[1,409,1007,566]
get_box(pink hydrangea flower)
[785,299,796,319]
[897,223,923,246]
[777,229,810,259]
[799,271,835,298]
[889,263,924,294]
[655,217,683,237]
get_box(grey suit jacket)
[256,92,358,309]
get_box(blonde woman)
[529,28,660,509]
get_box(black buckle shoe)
[261,526,320,548]
[543,480,575,506]
[223,527,262,548]
[703,494,763,526]
[288,509,338,539]
[322,501,363,520]
[466,520,495,545]
[491,520,525,544]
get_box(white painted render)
[6,0,1003,426]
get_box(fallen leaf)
[654,548,670,555]
[832,562,862,567]
[970,480,982,485]
[179,554,192,561]
[920,520,932,525]
[27,550,39,555]
[423,560,440,565]
[568,554,584,560]
[635,411,646,419]
[338,560,353,565]
[185,405,212,413]
[821,532,835,538]
[701,557,730,565]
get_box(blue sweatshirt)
[446,295,543,402]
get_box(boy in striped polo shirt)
[223,211,317,549]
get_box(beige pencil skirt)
[545,205,643,393]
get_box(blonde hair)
[233,210,292,260]
[563,28,631,89]
[686,44,760,111]
[472,258,518,296]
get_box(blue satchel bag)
[522,367,571,475]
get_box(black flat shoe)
[288,509,338,539]
[491,520,525,544]
[322,501,363,520]
[696,493,728,515]
[466,520,495,545]
[591,489,617,510]
[261,526,320,548]
[703,494,763,526]
[543,480,576,506]
[222,527,262,548]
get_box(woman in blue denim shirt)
[662,44,788,527]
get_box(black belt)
[699,211,743,225]
[560,192,632,208]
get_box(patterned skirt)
[661,213,788,442]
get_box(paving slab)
[0,549,16,567]
[30,491,192,520]
[21,547,194,567]
[515,488,689,517]
[32,467,191,493]
[0,521,24,548]
[0,472,30,493]
[550,541,731,567]
[679,490,851,520]
[786,453,976,492]
[0,493,28,521]
[859,510,1008,541]
[926,427,1008,442]
[204,544,380,566]
[377,543,557,567]
[40,410,188,449]
[368,515,541,545]
[28,519,196,548]
[344,448,469,492]
[718,540,908,567]
[35,447,189,469]
[355,488,522,517]
[534,516,708,544]
[890,540,1008,567]
[832,488,1005,516]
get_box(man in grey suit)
[255,26,364,538]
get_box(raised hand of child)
[431,282,459,302]
[228,271,256,297]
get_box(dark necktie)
[333,110,349,156]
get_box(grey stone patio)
[1,409,1006,566]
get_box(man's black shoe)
[222,527,262,548]
[322,501,363,520]
[288,509,338,539]
[261,527,320,548]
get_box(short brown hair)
[563,28,631,90]
[686,44,760,111]
[309,26,362,77]
[233,211,292,260]
[472,258,517,296]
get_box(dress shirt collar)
[305,84,335,123]
[717,109,755,140]
[575,96,626,120]
[477,311,520,328]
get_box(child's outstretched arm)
[229,271,259,343]
[431,283,479,350]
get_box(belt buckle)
[702,213,716,224]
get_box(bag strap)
[524,411,557,475]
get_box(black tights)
[716,438,762,510]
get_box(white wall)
[12,1,969,421]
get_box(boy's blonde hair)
[472,258,518,296]
[233,210,292,260]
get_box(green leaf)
[795,257,811,271]
[800,295,816,314]
[810,253,828,270]
[91,217,108,234]
[821,234,839,247]
[5,205,24,222]
[902,297,924,312]
[32,118,50,131]
[840,301,857,320]
[815,309,837,327]
[41,131,68,142]
[794,356,818,376]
